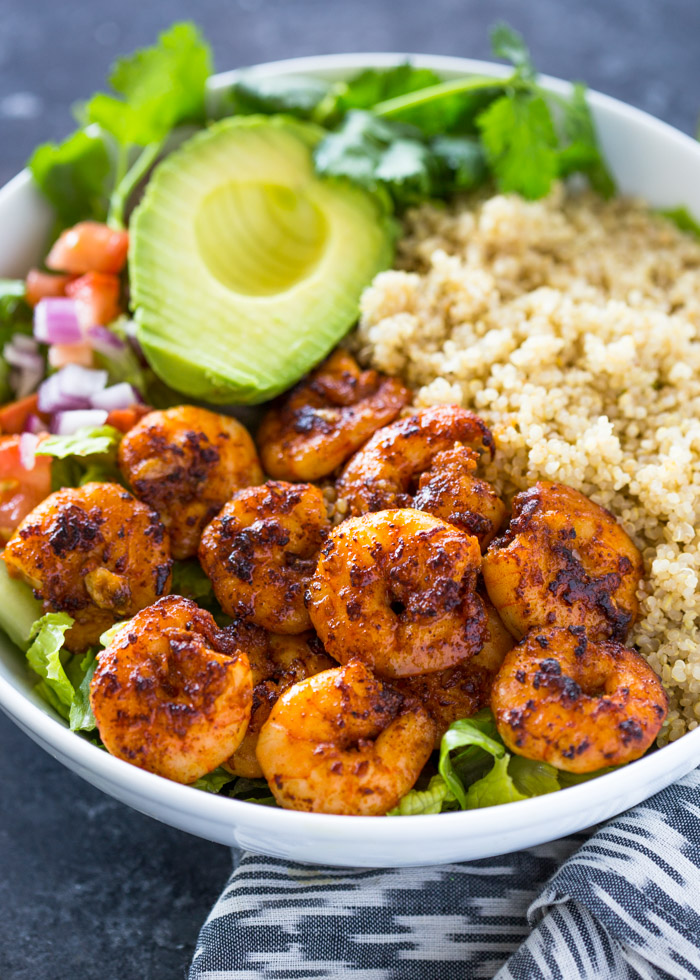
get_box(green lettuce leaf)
[508,754,561,797]
[230,777,278,807]
[36,425,122,460]
[192,767,234,793]
[171,561,215,608]
[25,613,75,718]
[388,773,457,815]
[66,649,98,732]
[0,280,32,328]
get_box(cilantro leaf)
[84,22,211,146]
[26,612,75,718]
[29,130,112,226]
[221,73,333,119]
[660,206,700,238]
[556,83,615,197]
[490,22,535,81]
[339,64,442,111]
[477,92,559,198]
[314,111,439,208]
[431,135,487,192]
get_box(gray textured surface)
[0,1,699,977]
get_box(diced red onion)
[4,344,42,371]
[34,297,83,345]
[23,414,46,435]
[86,325,127,354]
[90,382,140,411]
[12,334,40,354]
[18,432,39,470]
[51,409,109,436]
[37,364,108,414]
[4,335,45,399]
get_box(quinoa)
[355,184,700,742]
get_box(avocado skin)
[129,115,396,405]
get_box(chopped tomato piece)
[105,404,151,433]
[0,435,52,542]
[0,395,43,435]
[25,269,74,307]
[66,272,121,326]
[48,341,95,369]
[46,222,129,275]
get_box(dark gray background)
[1,1,699,977]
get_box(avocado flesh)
[129,116,396,404]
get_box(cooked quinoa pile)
[356,184,700,741]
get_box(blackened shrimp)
[256,659,435,814]
[395,595,514,745]
[482,481,643,642]
[118,406,263,560]
[336,406,502,546]
[306,508,486,678]
[3,482,171,652]
[199,481,329,633]
[256,350,411,481]
[90,596,252,783]
[225,630,335,778]
[491,626,668,772]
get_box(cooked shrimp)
[491,626,668,772]
[336,407,500,540]
[482,481,643,642]
[91,596,252,784]
[395,594,515,745]
[256,659,435,814]
[199,481,330,633]
[306,508,486,678]
[3,482,171,652]
[118,406,263,560]
[412,446,506,550]
[225,630,336,778]
[256,350,411,481]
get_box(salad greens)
[36,424,124,489]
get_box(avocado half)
[129,116,396,404]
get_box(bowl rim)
[1,50,699,841]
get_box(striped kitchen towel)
[189,768,700,980]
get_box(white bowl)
[1,54,699,868]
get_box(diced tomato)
[46,222,129,275]
[48,341,95,369]
[105,404,152,434]
[25,269,74,307]
[0,435,52,542]
[0,395,43,435]
[65,272,121,326]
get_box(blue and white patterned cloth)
[189,769,700,980]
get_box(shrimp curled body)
[483,481,643,642]
[225,630,336,779]
[90,596,253,784]
[119,406,263,560]
[307,508,486,678]
[199,481,330,633]
[336,406,502,547]
[257,350,411,481]
[491,626,668,772]
[3,481,172,652]
[395,595,514,745]
[256,659,435,814]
